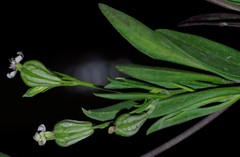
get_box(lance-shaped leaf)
[99,3,240,81]
[82,100,138,121]
[147,95,240,135]
[23,86,54,97]
[155,29,240,81]
[105,77,164,93]
[148,86,240,119]
[94,89,184,100]
[98,3,203,70]
[116,64,231,89]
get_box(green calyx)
[33,120,111,147]
[53,120,94,147]
[18,60,101,97]
[53,119,110,147]
[109,113,148,137]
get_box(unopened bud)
[19,60,79,97]
[109,113,148,137]
[54,119,94,147]
[20,60,62,87]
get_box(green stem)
[75,79,119,93]
[61,78,105,90]
[75,79,102,89]
[45,131,55,141]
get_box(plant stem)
[75,79,102,89]
[74,79,119,93]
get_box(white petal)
[17,51,23,56]
[7,71,17,79]
[33,132,46,146]
[38,139,46,146]
[33,132,40,141]
[38,124,46,132]
[15,52,24,63]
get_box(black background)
[1,0,240,157]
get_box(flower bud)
[20,60,62,87]
[18,60,85,97]
[108,113,148,137]
[33,120,110,147]
[54,119,94,147]
[8,52,100,97]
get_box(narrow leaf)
[105,78,164,93]
[99,3,240,81]
[82,100,138,121]
[94,90,184,100]
[148,86,240,118]
[98,3,202,69]
[23,86,54,97]
[155,29,240,81]
[147,95,240,134]
[116,64,231,89]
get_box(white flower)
[33,124,55,146]
[33,124,47,146]
[7,51,24,79]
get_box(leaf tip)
[146,129,153,135]
[82,107,90,116]
[98,3,109,13]
[22,93,32,97]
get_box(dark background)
[1,0,240,156]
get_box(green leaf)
[176,81,218,90]
[130,99,160,114]
[155,29,240,81]
[227,0,240,3]
[105,78,164,93]
[98,3,201,69]
[116,64,231,89]
[82,100,138,121]
[94,89,184,100]
[0,152,10,157]
[148,86,240,118]
[23,86,54,97]
[99,3,240,81]
[147,95,240,135]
